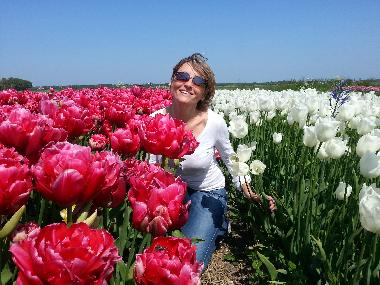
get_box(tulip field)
[0,84,380,284]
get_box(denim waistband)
[187,187,226,199]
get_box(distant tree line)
[0,77,33,91]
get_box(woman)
[151,53,263,269]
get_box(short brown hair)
[171,53,216,111]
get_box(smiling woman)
[149,53,259,270]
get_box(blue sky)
[1,0,379,86]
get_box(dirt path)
[201,224,255,285]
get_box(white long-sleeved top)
[149,109,244,191]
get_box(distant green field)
[33,79,380,92]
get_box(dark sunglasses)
[174,71,207,87]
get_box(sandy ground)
[201,225,255,285]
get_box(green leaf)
[171,230,184,238]
[1,263,12,285]
[223,253,236,262]
[276,269,287,275]
[117,262,128,281]
[256,251,278,281]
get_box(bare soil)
[201,224,255,285]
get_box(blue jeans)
[181,187,228,269]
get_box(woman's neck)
[167,102,201,123]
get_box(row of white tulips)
[210,88,380,283]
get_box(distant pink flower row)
[343,85,380,93]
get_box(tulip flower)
[40,98,95,139]
[0,107,67,162]
[356,134,380,157]
[249,160,266,175]
[89,134,108,150]
[359,184,380,234]
[11,222,40,243]
[272,132,283,144]
[139,114,199,159]
[228,115,249,138]
[249,111,261,124]
[10,223,121,284]
[236,144,253,162]
[91,151,126,208]
[127,161,189,236]
[230,154,250,176]
[317,142,329,160]
[337,103,356,121]
[334,182,352,200]
[324,137,348,159]
[359,152,380,179]
[314,117,340,142]
[32,142,96,207]
[303,126,319,147]
[0,145,32,215]
[356,116,377,135]
[110,122,140,156]
[287,105,308,127]
[134,236,202,285]
[33,142,126,208]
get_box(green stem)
[67,206,73,227]
[38,199,46,225]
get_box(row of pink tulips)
[0,87,202,285]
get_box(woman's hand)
[241,183,261,203]
[241,183,277,213]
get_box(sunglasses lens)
[192,76,207,86]
[175,72,190,81]
[174,72,206,86]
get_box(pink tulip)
[89,134,108,150]
[127,160,189,236]
[110,120,140,156]
[0,107,67,162]
[10,223,121,285]
[0,145,32,215]
[32,142,99,207]
[139,114,199,159]
[40,98,95,139]
[11,222,40,243]
[134,236,202,285]
[91,151,126,208]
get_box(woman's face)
[170,63,206,108]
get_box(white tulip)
[249,111,261,124]
[305,97,319,114]
[272,132,283,144]
[356,134,380,157]
[288,105,309,127]
[359,183,380,234]
[356,117,377,135]
[359,152,380,178]
[324,137,348,159]
[228,111,238,120]
[265,111,276,121]
[337,103,356,121]
[249,160,266,175]
[349,115,362,130]
[231,160,250,176]
[371,129,380,138]
[228,115,249,139]
[236,144,253,163]
[258,95,275,112]
[317,142,329,160]
[334,182,352,200]
[314,117,340,142]
[303,126,319,147]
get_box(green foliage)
[0,77,32,91]
[227,112,380,284]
